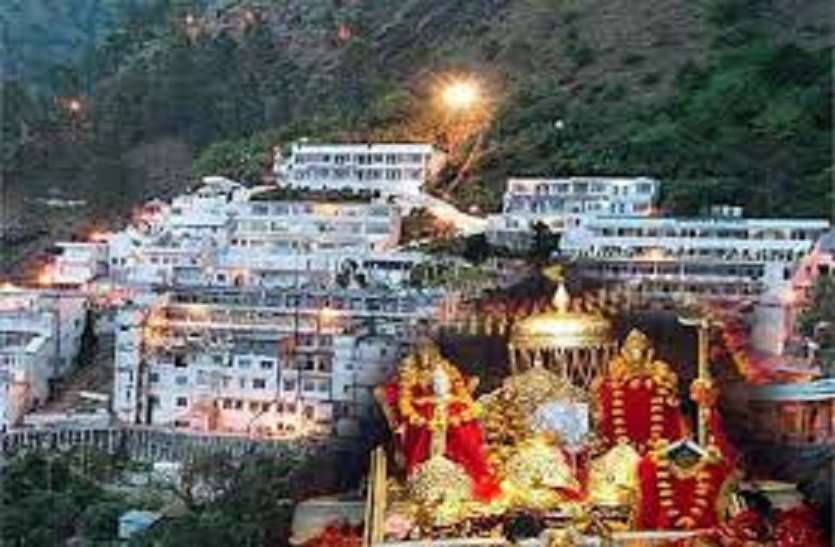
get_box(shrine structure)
[508,282,617,389]
[361,274,827,546]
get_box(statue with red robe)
[384,338,499,501]
[591,329,688,455]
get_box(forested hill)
[4,0,833,218]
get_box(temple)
[360,275,827,546]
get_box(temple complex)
[358,271,828,546]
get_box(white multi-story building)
[0,331,51,430]
[113,287,442,437]
[274,142,445,197]
[486,176,660,249]
[231,199,401,254]
[43,241,108,286]
[103,178,418,290]
[108,231,218,287]
[0,286,89,428]
[560,210,830,354]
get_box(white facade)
[561,215,828,262]
[487,176,660,248]
[0,331,50,429]
[103,178,416,291]
[44,242,108,285]
[275,142,445,197]
[561,214,830,354]
[231,199,401,254]
[113,288,441,437]
[0,287,89,428]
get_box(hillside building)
[486,176,660,249]
[560,209,830,354]
[113,287,443,437]
[0,287,89,428]
[274,142,445,197]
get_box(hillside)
[4,0,833,220]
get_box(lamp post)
[678,313,720,446]
[435,76,492,197]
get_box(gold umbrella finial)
[552,281,570,314]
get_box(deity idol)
[393,338,499,500]
[591,329,687,455]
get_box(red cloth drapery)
[636,452,735,531]
[595,376,687,455]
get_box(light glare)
[441,80,480,111]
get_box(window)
[223,399,233,409]
[262,402,272,412]
[284,379,296,392]
[149,372,160,383]
[253,378,266,389]
[238,358,251,369]
[176,397,188,408]
[260,360,273,370]
[249,401,260,412]
[234,399,243,410]
[175,376,188,386]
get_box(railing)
[0,425,322,463]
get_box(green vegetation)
[3,0,832,219]
[0,446,355,547]
[133,453,300,547]
[0,449,149,545]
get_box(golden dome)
[510,282,611,349]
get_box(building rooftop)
[588,215,830,226]
[249,187,377,203]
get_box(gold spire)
[511,283,611,350]
[553,281,570,313]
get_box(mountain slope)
[6,0,833,219]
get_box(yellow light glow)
[67,99,82,113]
[643,248,668,261]
[89,231,109,242]
[441,79,481,111]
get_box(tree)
[530,221,559,263]
[0,449,134,546]
[136,453,303,547]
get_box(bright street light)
[441,79,481,112]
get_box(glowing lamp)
[441,80,481,111]
[67,99,82,113]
